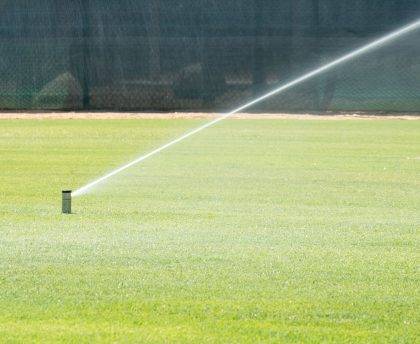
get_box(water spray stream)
[72,19,420,197]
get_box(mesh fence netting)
[1,0,420,112]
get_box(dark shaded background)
[1,0,419,112]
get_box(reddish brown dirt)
[0,112,419,120]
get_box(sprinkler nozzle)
[62,190,72,214]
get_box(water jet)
[71,19,420,198]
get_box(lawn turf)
[0,118,419,343]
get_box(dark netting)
[1,0,420,112]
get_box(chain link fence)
[1,0,420,112]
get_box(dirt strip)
[0,112,419,120]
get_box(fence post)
[81,0,91,109]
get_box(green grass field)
[0,118,419,343]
